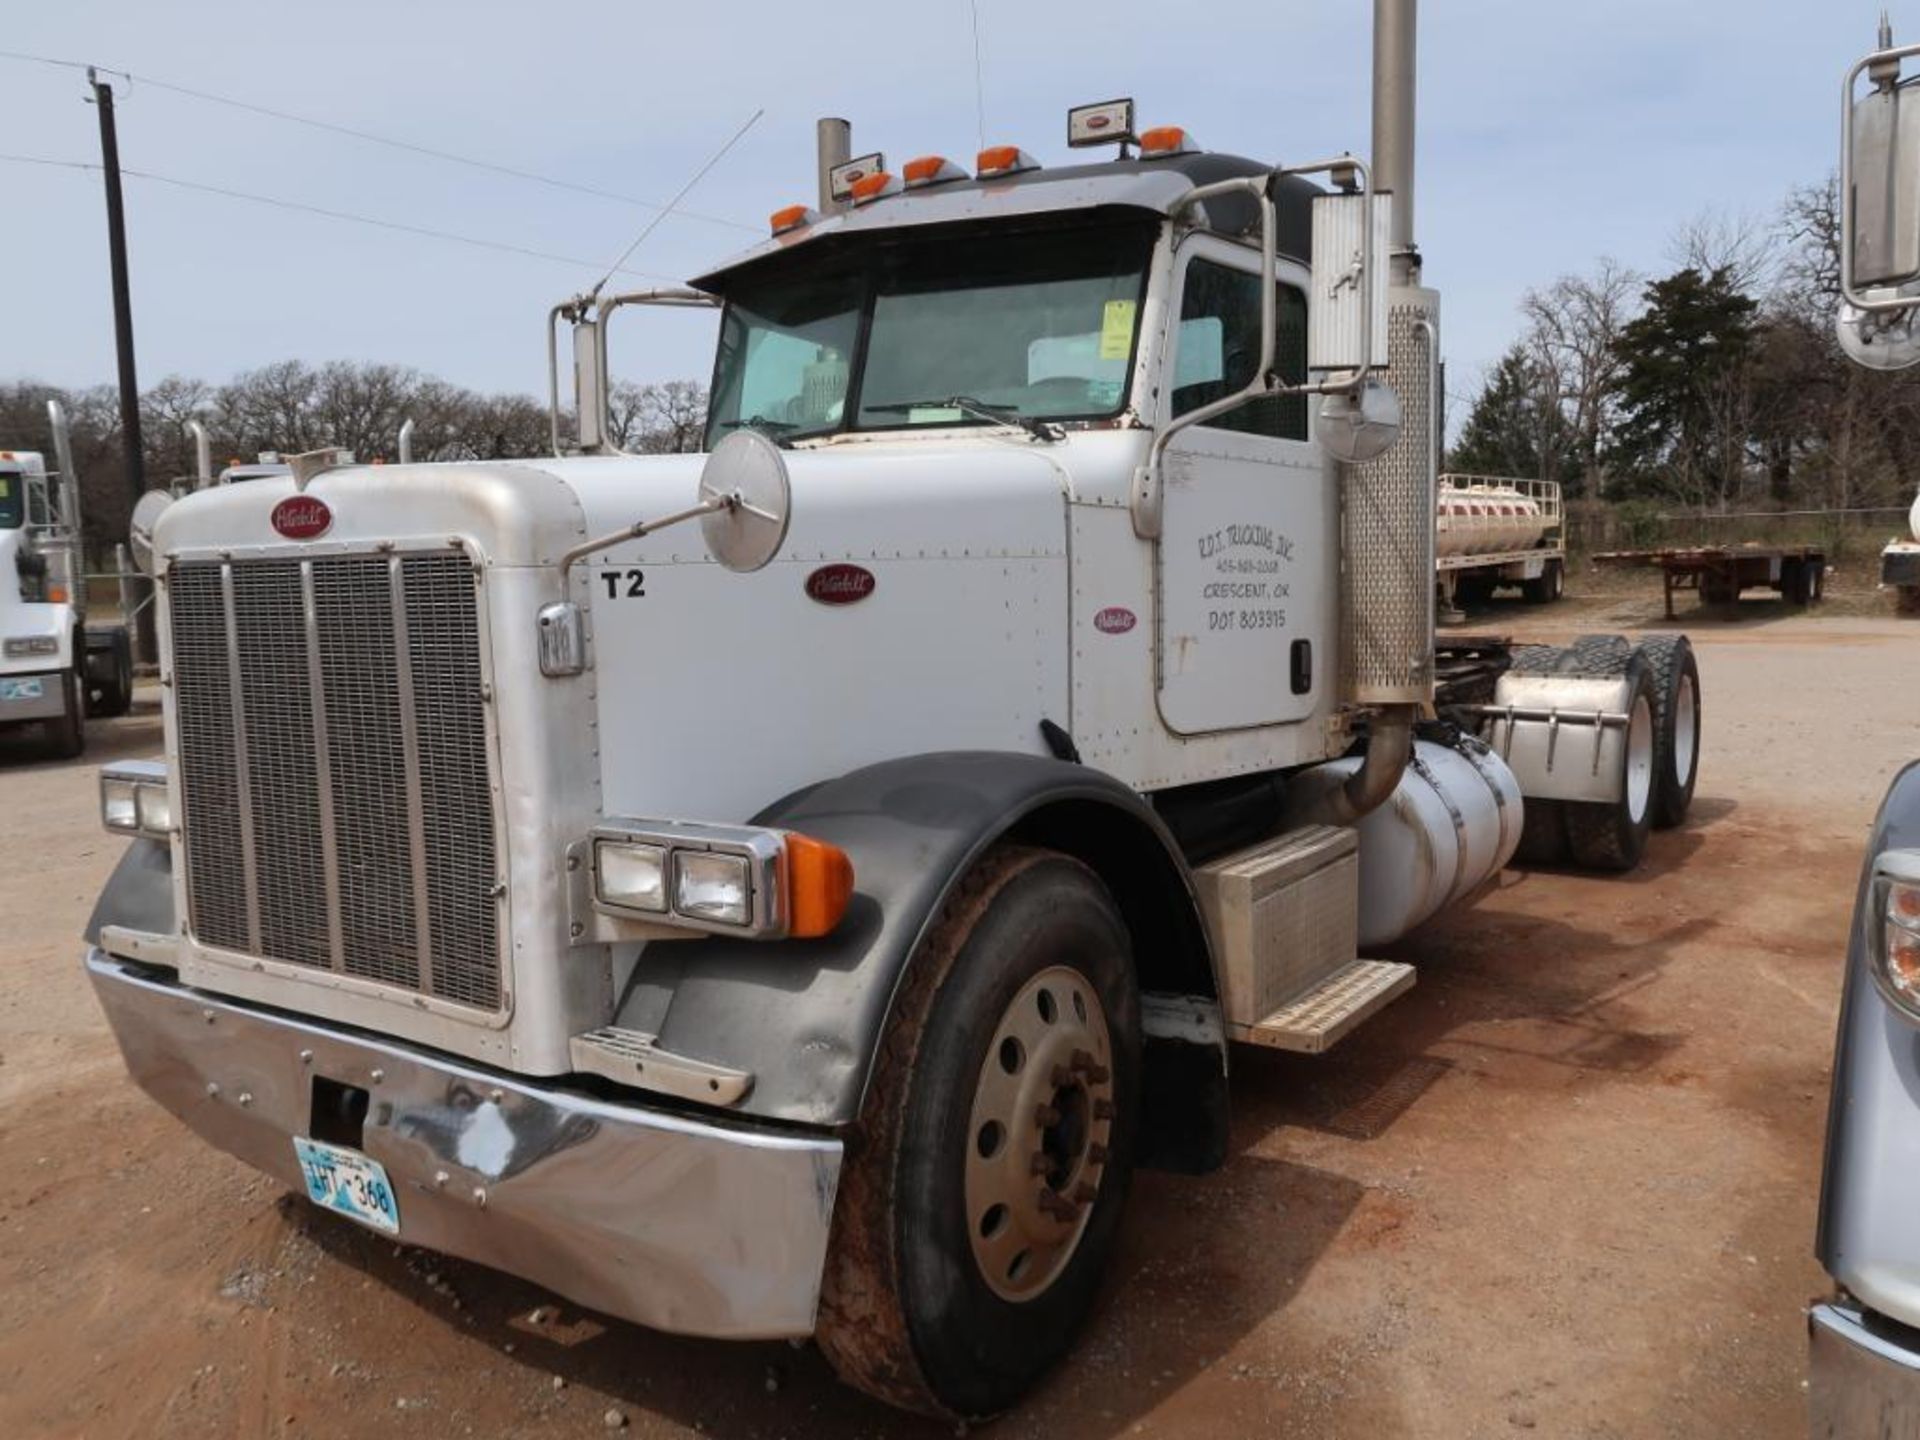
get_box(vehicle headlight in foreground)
[1872,850,1920,1020]
[3,635,59,658]
[100,760,173,839]
[591,820,853,939]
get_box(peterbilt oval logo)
[1094,606,1137,634]
[271,495,332,540]
[1087,115,1112,131]
[805,564,876,605]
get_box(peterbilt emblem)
[805,564,876,605]
[1087,115,1111,131]
[271,495,333,540]
[1094,606,1137,634]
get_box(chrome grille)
[169,552,501,1011]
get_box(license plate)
[293,1137,401,1235]
[0,678,43,701]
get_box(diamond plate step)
[1232,959,1415,1055]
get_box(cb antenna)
[589,107,765,301]
[970,1,987,152]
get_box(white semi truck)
[1881,493,1920,612]
[83,0,1705,1418]
[0,402,133,758]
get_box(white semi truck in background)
[0,402,134,758]
[82,0,1705,1418]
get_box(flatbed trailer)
[1593,544,1826,618]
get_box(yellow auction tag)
[1099,300,1137,360]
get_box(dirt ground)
[0,579,1909,1439]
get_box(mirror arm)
[557,492,735,591]
[1130,177,1278,540]
[1842,42,1920,314]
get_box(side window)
[1173,257,1309,442]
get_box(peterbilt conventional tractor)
[85,0,1704,1418]
[0,401,134,757]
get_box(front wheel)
[41,666,85,760]
[815,845,1140,1420]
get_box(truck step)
[1233,960,1415,1054]
[570,1027,754,1106]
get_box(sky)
[0,0,1881,421]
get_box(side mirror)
[1841,29,1920,367]
[129,490,174,575]
[1308,189,1392,375]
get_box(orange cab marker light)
[903,154,966,188]
[785,833,855,939]
[849,171,898,205]
[1139,125,1196,157]
[975,145,1039,179]
[769,203,817,235]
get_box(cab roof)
[691,151,1319,294]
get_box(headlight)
[1873,851,1920,1019]
[594,840,666,913]
[588,819,853,939]
[100,761,173,840]
[674,850,752,927]
[3,635,58,658]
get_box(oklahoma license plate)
[0,678,44,701]
[293,1137,401,1235]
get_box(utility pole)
[89,68,154,660]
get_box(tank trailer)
[84,0,1703,1416]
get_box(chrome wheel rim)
[1626,694,1654,823]
[963,964,1114,1303]
[1673,673,1697,788]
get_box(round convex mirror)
[699,430,792,572]
[129,489,174,575]
[1317,378,1404,465]
[1837,293,1920,371]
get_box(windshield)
[0,471,21,530]
[705,219,1156,446]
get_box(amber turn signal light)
[785,833,855,938]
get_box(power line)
[0,152,682,281]
[0,47,761,234]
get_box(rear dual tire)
[1562,659,1657,871]
[815,846,1139,1421]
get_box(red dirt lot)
[0,609,1903,1439]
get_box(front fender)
[622,751,1206,1128]
[85,838,174,945]
[1819,758,1920,1326]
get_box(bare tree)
[1517,258,1642,497]
[1668,207,1780,296]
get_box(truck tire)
[1511,797,1567,866]
[1521,558,1564,604]
[1563,660,1657,871]
[1784,560,1811,606]
[815,845,1140,1420]
[42,665,85,761]
[1454,574,1494,607]
[90,630,134,719]
[1637,635,1700,829]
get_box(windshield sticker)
[1099,300,1138,360]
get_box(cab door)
[1154,236,1327,734]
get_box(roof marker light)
[769,204,818,236]
[849,170,900,205]
[1139,125,1199,158]
[975,145,1040,180]
[903,154,968,189]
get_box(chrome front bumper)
[86,950,841,1339]
[1809,1298,1920,1437]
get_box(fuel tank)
[1291,735,1523,947]
[1437,481,1547,558]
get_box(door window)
[1172,258,1309,441]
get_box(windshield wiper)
[867,395,1064,443]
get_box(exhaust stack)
[1335,0,1435,803]
[817,118,852,214]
